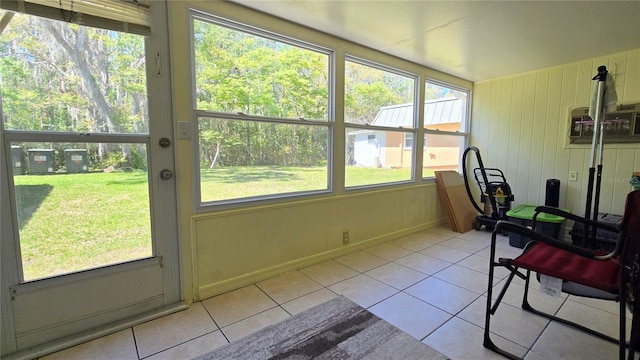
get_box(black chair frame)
[483,202,637,360]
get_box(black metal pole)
[591,164,603,248]
[583,167,596,247]
[583,65,607,248]
[591,121,605,247]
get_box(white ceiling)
[229,0,640,82]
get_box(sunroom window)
[344,58,417,187]
[422,80,470,178]
[191,12,332,206]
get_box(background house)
[350,97,464,170]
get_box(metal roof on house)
[371,97,464,127]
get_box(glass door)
[0,8,180,355]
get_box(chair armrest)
[494,220,595,259]
[533,206,620,233]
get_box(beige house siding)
[424,123,461,171]
[379,123,463,169]
[382,132,404,168]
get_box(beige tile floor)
[40,226,631,360]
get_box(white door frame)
[0,2,182,358]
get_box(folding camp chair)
[484,189,640,360]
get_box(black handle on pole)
[592,65,608,82]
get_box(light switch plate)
[178,121,190,139]
[569,171,578,181]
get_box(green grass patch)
[14,171,152,280]
[200,165,417,201]
[345,166,412,187]
[200,166,328,202]
[423,169,436,178]
[13,165,433,280]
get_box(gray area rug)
[194,296,449,360]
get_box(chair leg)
[629,300,640,360]
[521,270,533,312]
[485,267,525,360]
[490,269,518,314]
[522,298,620,345]
[519,271,623,354]
[622,299,628,360]
[484,231,523,360]
[626,302,633,360]
[484,269,524,359]
[484,235,498,349]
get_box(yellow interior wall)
[167,1,470,301]
[471,49,640,218]
[192,185,443,299]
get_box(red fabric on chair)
[511,242,620,293]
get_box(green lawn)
[14,165,435,280]
[345,166,413,187]
[14,171,152,280]
[200,165,419,202]
[200,166,328,202]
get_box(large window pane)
[0,12,148,134]
[345,60,415,125]
[345,128,413,187]
[344,59,416,187]
[424,82,468,132]
[198,117,329,203]
[192,13,333,206]
[422,81,469,178]
[11,142,152,281]
[193,17,330,121]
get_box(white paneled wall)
[471,48,640,217]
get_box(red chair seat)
[511,242,620,293]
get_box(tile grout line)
[131,327,142,360]
[200,300,230,345]
[138,330,221,360]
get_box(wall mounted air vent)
[569,103,640,144]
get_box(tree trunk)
[41,20,119,133]
[210,141,221,168]
[121,144,131,167]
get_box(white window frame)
[344,56,418,188]
[421,78,471,179]
[189,10,335,210]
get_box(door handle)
[160,169,173,180]
[159,137,171,148]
